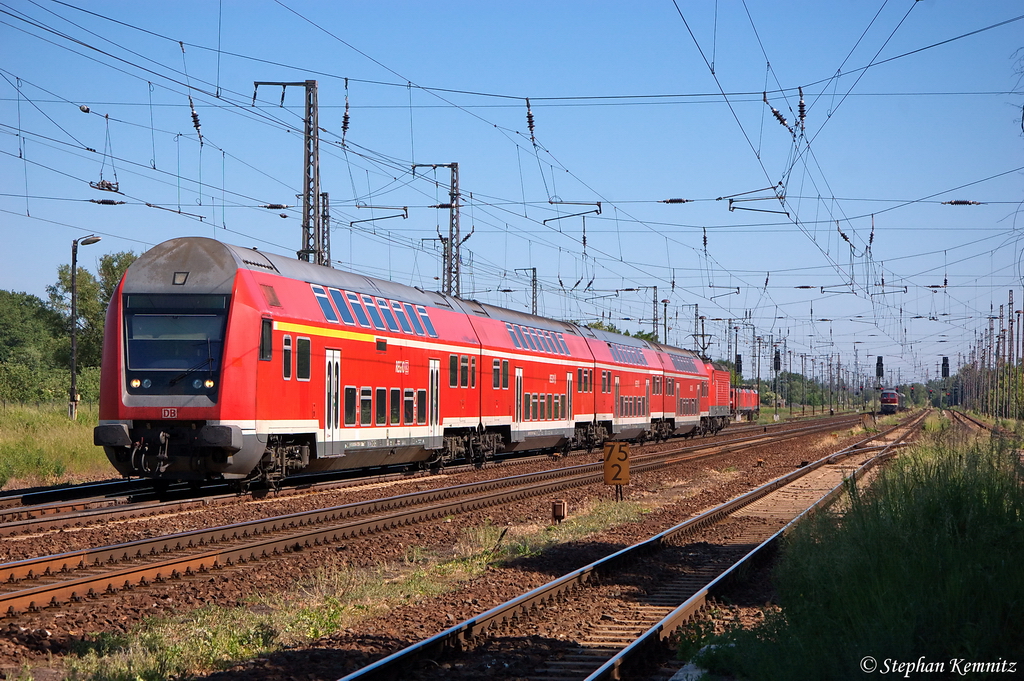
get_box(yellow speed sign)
[603,441,630,485]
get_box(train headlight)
[130,379,141,388]
[141,379,152,389]
[192,379,203,389]
[204,379,215,389]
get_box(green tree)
[98,250,137,308]
[0,291,64,368]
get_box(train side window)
[531,394,539,421]
[513,325,528,349]
[556,333,570,355]
[259,319,273,361]
[297,337,311,380]
[415,306,438,337]
[493,359,501,389]
[404,389,414,424]
[523,393,531,420]
[502,360,509,389]
[376,388,387,425]
[577,368,583,392]
[470,357,476,388]
[344,387,357,425]
[390,388,401,424]
[506,323,521,348]
[328,289,356,325]
[376,298,400,332]
[449,355,459,387]
[416,389,427,424]
[521,327,536,351]
[311,285,339,323]
[539,394,547,420]
[460,355,469,387]
[360,387,372,425]
[346,292,372,327]
[391,302,413,333]
[283,335,292,379]
[361,295,386,330]
[538,331,553,354]
[403,303,426,335]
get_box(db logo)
[162,408,178,419]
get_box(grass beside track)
[58,500,649,680]
[0,403,110,489]
[689,414,1024,680]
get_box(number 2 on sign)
[603,441,630,485]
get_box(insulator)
[944,276,948,287]
[526,98,536,143]
[660,198,691,204]
[941,200,981,205]
[262,204,288,210]
[342,109,350,138]
[79,105,90,114]
[771,107,789,129]
[798,87,806,125]
[89,198,125,205]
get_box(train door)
[645,379,650,419]
[614,375,620,418]
[566,372,573,422]
[324,349,341,457]
[513,367,524,441]
[428,358,441,441]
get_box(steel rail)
[337,415,916,681]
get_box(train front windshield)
[124,295,228,397]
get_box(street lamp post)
[69,234,101,420]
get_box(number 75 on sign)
[603,441,630,485]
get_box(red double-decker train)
[94,238,747,485]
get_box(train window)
[449,355,459,388]
[391,302,413,333]
[404,389,414,424]
[361,295,386,330]
[513,325,528,350]
[532,394,539,421]
[415,306,438,337]
[502,360,509,389]
[390,388,401,425]
[346,292,372,327]
[376,299,400,332]
[376,388,387,425]
[552,394,559,419]
[577,368,583,392]
[519,327,534,351]
[493,359,500,389]
[259,319,273,361]
[506,323,521,348]
[311,285,339,323]
[545,332,559,354]
[403,303,425,335]
[360,388,372,425]
[542,394,549,420]
[328,289,356,325]
[523,393,531,420]
[460,355,469,387]
[297,338,311,380]
[470,357,476,388]
[283,336,292,380]
[556,333,570,355]
[416,389,427,424]
[344,387,357,425]
[537,331,552,354]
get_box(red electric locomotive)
[731,387,760,421]
[94,237,735,484]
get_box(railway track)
[338,411,924,681]
[0,415,860,538]
[0,415,860,618]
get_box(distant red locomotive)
[879,388,904,415]
[94,238,740,484]
[731,387,760,420]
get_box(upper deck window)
[415,306,438,337]
[376,298,400,332]
[310,285,339,323]
[328,289,356,325]
[404,303,426,335]
[362,295,386,330]
[346,292,372,327]
[392,302,413,333]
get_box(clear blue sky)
[1,1,1022,385]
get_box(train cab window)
[311,285,339,323]
[283,335,292,379]
[328,289,356,325]
[344,387,357,425]
[403,303,426,335]
[391,302,413,333]
[416,389,427,424]
[449,355,459,387]
[297,337,311,380]
[361,295,386,329]
[460,355,469,387]
[470,357,476,388]
[390,388,401,424]
[259,319,273,361]
[415,306,438,337]
[506,323,521,349]
[502,360,509,389]
[376,299,400,332]
[493,359,501,389]
[346,292,372,327]
[376,388,387,425]
[360,388,372,425]
[404,389,414,424]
